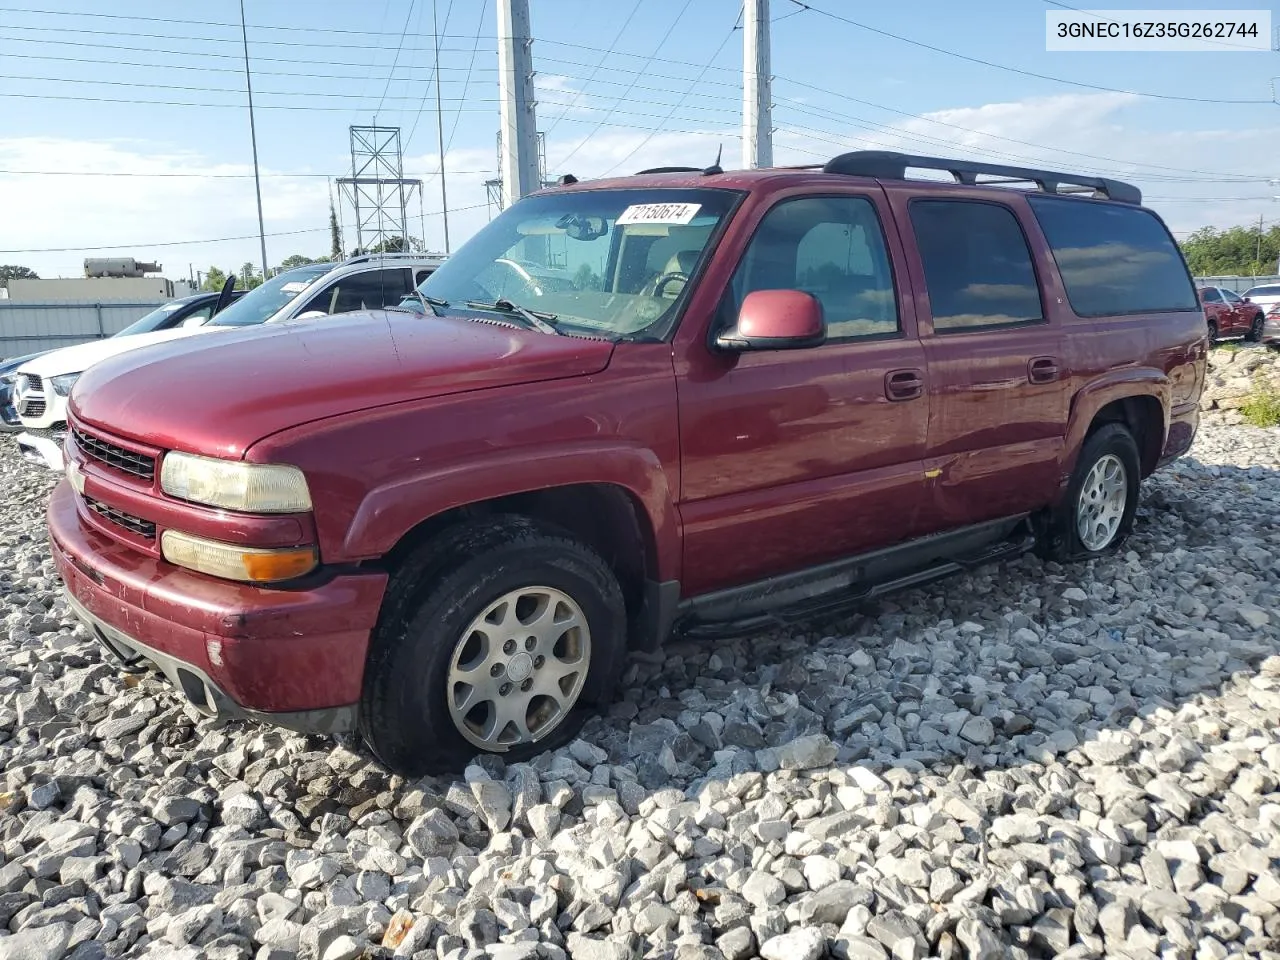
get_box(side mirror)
[1243,296,1252,303]
[715,289,826,352]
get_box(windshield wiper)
[397,291,449,316]
[464,298,561,335]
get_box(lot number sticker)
[616,203,702,225]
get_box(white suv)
[14,253,445,469]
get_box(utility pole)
[239,0,269,281]
[1257,213,1265,276]
[496,0,540,207]
[743,0,773,169]
[432,0,451,253]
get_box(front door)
[891,192,1069,531]
[675,190,931,597]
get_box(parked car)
[1241,283,1280,346]
[14,254,444,469]
[1198,285,1264,342]
[50,151,1205,774]
[0,288,244,433]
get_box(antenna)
[703,144,723,176]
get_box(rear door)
[889,190,1068,531]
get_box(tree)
[1179,223,1280,278]
[279,254,316,270]
[239,263,264,290]
[573,263,602,291]
[329,197,343,261]
[365,235,424,254]
[200,266,228,292]
[0,265,38,289]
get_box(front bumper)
[49,479,387,733]
[16,428,66,470]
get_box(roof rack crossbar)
[822,150,1142,205]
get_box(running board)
[677,523,1035,640]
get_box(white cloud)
[1,94,1272,280]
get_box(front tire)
[1039,423,1141,562]
[1248,312,1264,342]
[1207,319,1218,342]
[359,516,626,775]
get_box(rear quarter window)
[1028,196,1198,316]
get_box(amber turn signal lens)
[161,530,317,584]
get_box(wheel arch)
[1064,373,1169,482]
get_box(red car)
[50,151,1206,773]
[1198,285,1264,341]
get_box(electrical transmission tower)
[484,131,558,218]
[336,126,424,254]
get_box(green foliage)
[279,254,317,270]
[364,235,424,255]
[0,264,38,288]
[573,263,602,291]
[329,197,343,261]
[1240,376,1280,428]
[1180,224,1280,278]
[200,266,227,292]
[238,263,264,290]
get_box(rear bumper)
[49,479,387,731]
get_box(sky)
[1,0,1278,280]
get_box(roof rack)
[635,166,703,175]
[343,251,447,265]
[822,151,1142,205]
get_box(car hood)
[17,327,219,378]
[0,350,50,377]
[71,311,615,458]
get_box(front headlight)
[50,373,82,396]
[160,452,312,513]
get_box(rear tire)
[359,516,627,776]
[1039,423,1141,563]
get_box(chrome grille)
[20,399,45,418]
[18,373,42,393]
[83,496,156,540]
[72,426,156,482]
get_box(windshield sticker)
[615,202,701,226]
[280,282,310,293]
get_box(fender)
[1062,367,1170,479]
[341,440,682,583]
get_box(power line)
[4,203,490,255]
[784,0,1274,105]
[0,169,494,178]
[553,0,696,170]
[373,0,417,123]
[541,0,642,137]
[444,0,489,155]
[597,17,741,178]
[404,0,455,152]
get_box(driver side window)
[723,196,900,341]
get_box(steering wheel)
[651,271,690,299]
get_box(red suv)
[1198,285,1265,341]
[49,152,1206,773]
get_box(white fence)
[1195,275,1280,295]
[0,301,163,359]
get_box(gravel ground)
[0,416,1278,960]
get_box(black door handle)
[885,368,925,401]
[1029,356,1060,384]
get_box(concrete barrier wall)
[0,301,163,359]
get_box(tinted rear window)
[1028,196,1198,316]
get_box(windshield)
[207,264,332,328]
[1245,285,1280,298]
[114,301,189,337]
[417,187,742,340]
